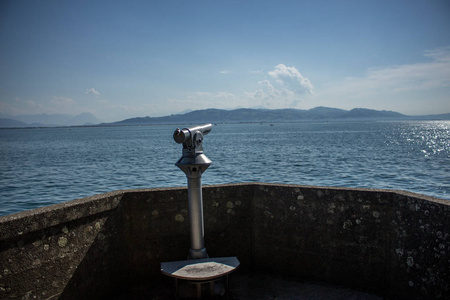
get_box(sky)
[0,0,449,122]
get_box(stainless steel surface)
[187,175,207,259]
[173,124,212,145]
[173,124,213,259]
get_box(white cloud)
[188,91,236,99]
[95,102,163,121]
[314,46,450,114]
[26,100,43,108]
[166,91,249,112]
[173,52,449,114]
[214,91,236,98]
[85,88,101,96]
[51,97,74,106]
[179,65,314,110]
[326,46,450,97]
[0,101,25,115]
[245,79,299,108]
[268,64,314,94]
[219,70,232,74]
[424,46,450,62]
[242,65,314,108]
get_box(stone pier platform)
[0,183,449,299]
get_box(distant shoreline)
[1,118,450,130]
[1,107,450,128]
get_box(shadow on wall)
[59,208,123,299]
[58,189,193,299]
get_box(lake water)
[0,121,449,216]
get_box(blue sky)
[1,0,449,122]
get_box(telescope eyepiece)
[173,128,187,144]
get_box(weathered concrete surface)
[112,271,383,300]
[0,183,449,299]
[252,184,450,299]
[0,191,124,299]
[228,272,383,300]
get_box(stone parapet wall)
[0,191,124,299]
[252,184,450,299]
[0,183,448,299]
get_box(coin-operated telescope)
[173,124,212,259]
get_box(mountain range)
[0,113,101,128]
[1,107,450,128]
[107,107,450,126]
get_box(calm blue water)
[1,121,449,216]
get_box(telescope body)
[173,124,212,145]
[173,124,212,259]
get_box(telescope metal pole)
[186,169,207,259]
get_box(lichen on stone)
[343,220,353,229]
[58,237,68,248]
[175,214,184,222]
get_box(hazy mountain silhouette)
[2,107,449,128]
[0,113,101,127]
[106,107,449,125]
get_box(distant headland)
[104,107,450,126]
[1,107,450,128]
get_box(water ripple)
[1,121,449,216]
